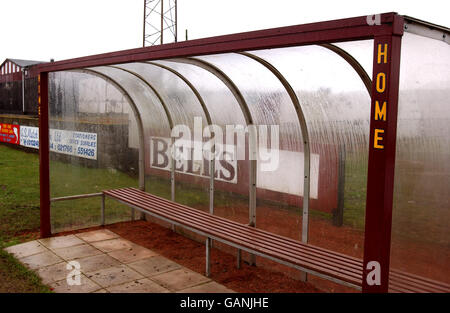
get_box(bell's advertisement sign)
[150,136,238,184]
[149,136,320,199]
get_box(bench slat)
[112,188,364,276]
[135,188,364,265]
[105,188,362,286]
[121,187,363,268]
[126,187,363,264]
[389,270,450,293]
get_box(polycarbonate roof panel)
[333,40,374,78]
[194,53,303,152]
[152,59,246,127]
[88,66,171,138]
[250,45,372,152]
[113,62,208,130]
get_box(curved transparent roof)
[52,43,373,152]
[48,42,374,231]
[48,43,374,202]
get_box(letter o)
[376,73,386,93]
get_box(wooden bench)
[103,187,450,293]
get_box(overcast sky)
[0,0,448,63]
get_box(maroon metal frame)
[38,72,51,238]
[36,12,405,293]
[363,32,403,292]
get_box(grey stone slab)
[39,235,85,249]
[76,229,120,243]
[108,245,157,264]
[107,278,170,293]
[177,281,235,293]
[86,264,144,288]
[37,262,69,284]
[128,255,181,277]
[8,233,233,295]
[20,251,63,270]
[77,253,122,274]
[91,238,134,253]
[151,268,211,291]
[53,243,102,260]
[50,274,102,293]
[4,240,48,258]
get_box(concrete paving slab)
[6,229,234,293]
[53,243,102,260]
[107,278,170,293]
[177,281,235,293]
[151,268,211,291]
[108,245,157,264]
[91,238,135,253]
[20,250,63,270]
[128,255,181,277]
[86,264,144,288]
[4,240,48,259]
[37,262,69,284]
[76,229,120,243]
[76,253,122,274]
[50,274,102,293]
[39,235,85,249]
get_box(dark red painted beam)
[362,24,403,292]
[33,12,403,74]
[38,72,51,238]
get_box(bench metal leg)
[101,194,105,226]
[206,237,211,277]
[249,254,256,266]
[237,248,241,269]
[131,208,135,221]
[300,272,307,282]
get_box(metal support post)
[101,193,105,226]
[206,237,211,277]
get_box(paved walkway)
[4,229,234,293]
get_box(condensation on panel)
[194,53,305,241]
[111,62,210,211]
[195,53,303,151]
[250,44,372,258]
[152,59,246,127]
[333,40,374,79]
[390,32,450,284]
[150,59,250,224]
[114,62,207,129]
[49,71,140,233]
[87,65,173,200]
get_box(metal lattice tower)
[143,0,177,46]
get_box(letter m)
[375,101,386,121]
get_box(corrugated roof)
[7,58,46,67]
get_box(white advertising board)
[19,126,97,160]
